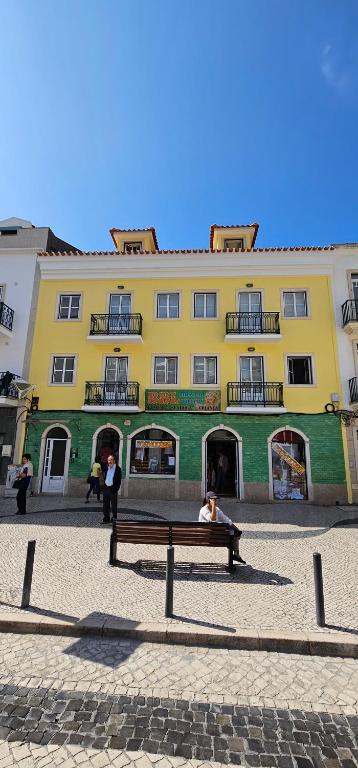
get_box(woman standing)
[15,454,32,515]
[199,491,246,564]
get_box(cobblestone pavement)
[0,632,357,766]
[0,499,357,634]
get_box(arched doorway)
[206,429,239,497]
[270,429,308,500]
[95,427,120,471]
[42,426,70,493]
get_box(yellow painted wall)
[29,273,341,413]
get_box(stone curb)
[0,612,357,658]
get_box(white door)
[109,294,131,332]
[240,356,264,402]
[42,438,67,492]
[104,357,128,403]
[238,292,262,332]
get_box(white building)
[0,217,77,491]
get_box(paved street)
[0,497,357,634]
[0,632,357,767]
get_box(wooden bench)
[109,520,237,572]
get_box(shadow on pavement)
[0,602,79,623]
[64,612,141,668]
[171,615,236,633]
[113,560,293,586]
[324,623,358,636]
[0,507,164,524]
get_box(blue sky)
[0,0,357,251]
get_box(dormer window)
[123,241,143,253]
[223,237,244,251]
[0,228,18,236]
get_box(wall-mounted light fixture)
[117,285,124,289]
[246,282,253,288]
[247,347,255,352]
[113,347,121,353]
[70,447,78,462]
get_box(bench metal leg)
[109,533,117,566]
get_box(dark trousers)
[16,487,27,514]
[86,477,100,500]
[103,485,118,521]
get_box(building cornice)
[37,249,339,280]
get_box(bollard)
[313,552,325,627]
[165,545,175,618]
[21,540,36,609]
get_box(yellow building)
[26,223,347,502]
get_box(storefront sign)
[136,440,173,449]
[272,443,305,475]
[145,389,221,411]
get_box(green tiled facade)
[26,410,347,504]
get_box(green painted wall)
[26,410,346,485]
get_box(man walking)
[102,454,121,523]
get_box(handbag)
[12,479,22,489]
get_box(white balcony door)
[104,357,128,402]
[238,292,262,332]
[240,356,264,401]
[109,294,131,332]
[42,438,67,492]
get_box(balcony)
[0,302,14,337]
[225,312,281,341]
[0,371,20,407]
[87,314,143,342]
[342,301,358,335]
[349,377,358,404]
[82,381,140,412]
[226,381,286,413]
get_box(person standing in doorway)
[85,455,102,503]
[102,455,122,523]
[15,454,32,515]
[216,451,229,493]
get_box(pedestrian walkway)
[0,499,357,637]
[0,632,357,767]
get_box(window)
[156,293,179,319]
[51,356,75,384]
[0,286,4,301]
[283,291,307,318]
[154,356,178,385]
[193,356,217,384]
[271,429,308,500]
[223,238,244,251]
[123,241,143,253]
[58,294,81,320]
[130,428,176,475]
[194,293,217,318]
[287,356,313,385]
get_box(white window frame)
[192,291,218,320]
[153,355,179,385]
[155,292,180,320]
[192,355,218,386]
[123,241,143,253]
[49,355,77,386]
[281,289,309,319]
[56,292,82,321]
[102,354,129,381]
[223,237,245,251]
[285,354,315,387]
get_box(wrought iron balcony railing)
[226,312,280,335]
[227,381,284,407]
[0,302,14,332]
[349,377,358,403]
[0,371,20,399]
[89,313,142,336]
[84,381,139,407]
[342,300,358,327]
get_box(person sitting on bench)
[199,491,246,564]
